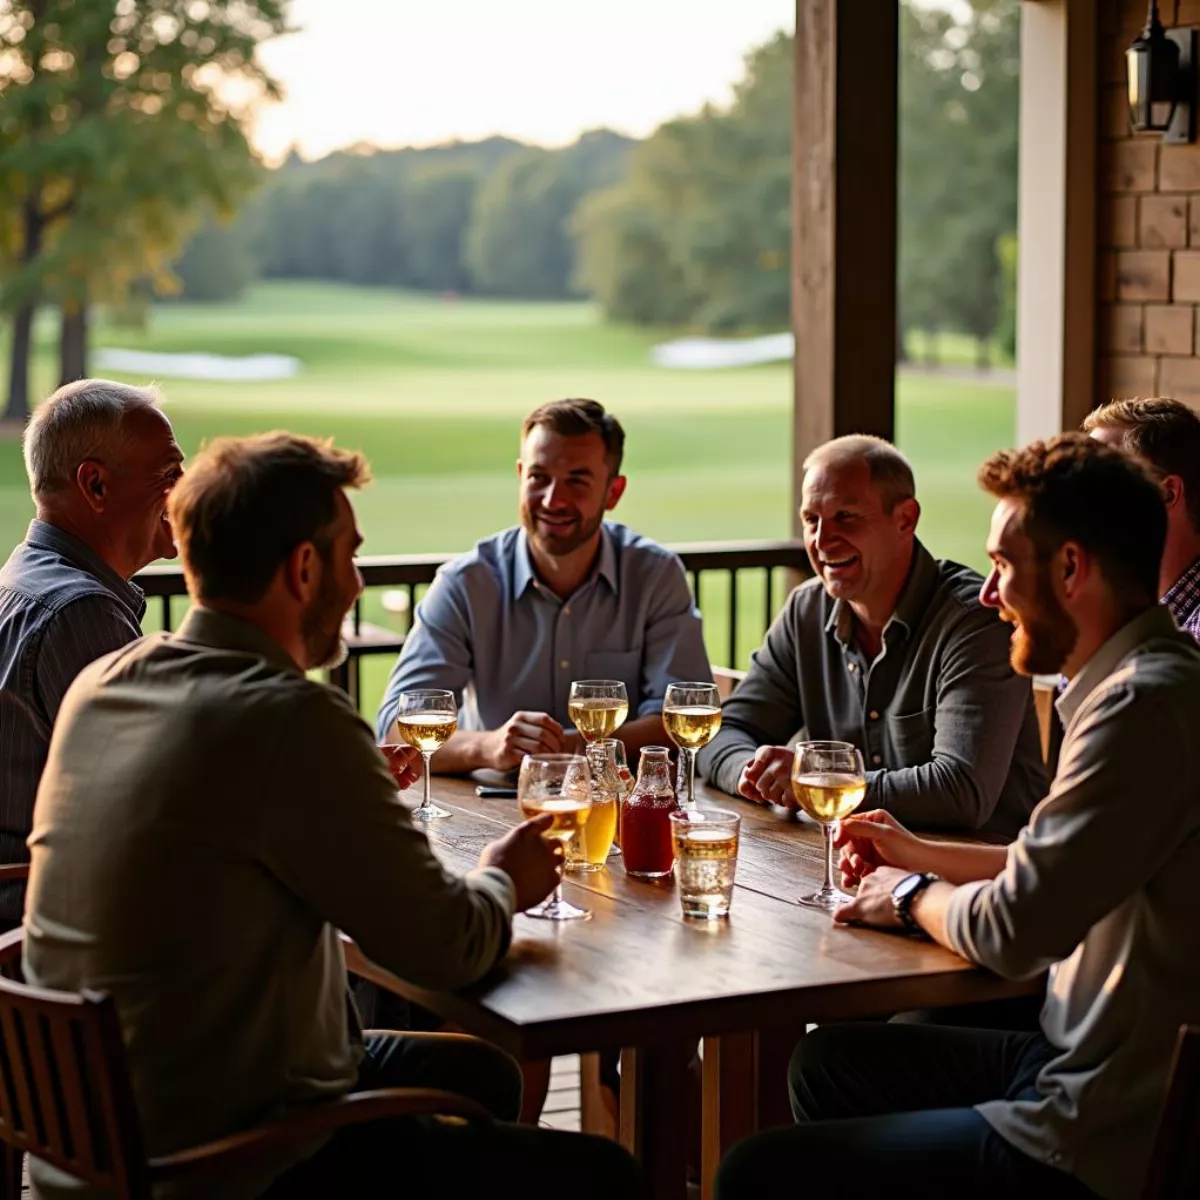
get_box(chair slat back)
[0,929,151,1198]
[1143,1025,1200,1199]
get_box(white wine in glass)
[518,753,593,921]
[791,741,866,911]
[663,682,722,809]
[568,680,629,743]
[396,689,457,822]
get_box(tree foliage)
[574,32,791,333]
[0,0,288,416]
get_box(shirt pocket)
[584,648,643,704]
[885,708,935,766]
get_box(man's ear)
[1162,474,1185,515]
[1059,542,1085,598]
[894,497,920,537]
[283,541,319,603]
[75,460,107,515]
[605,473,627,511]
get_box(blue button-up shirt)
[0,520,145,925]
[376,522,712,739]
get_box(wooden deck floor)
[543,1054,583,1132]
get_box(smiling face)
[800,458,918,611]
[517,427,625,559]
[980,497,1078,676]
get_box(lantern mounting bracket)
[1163,29,1197,146]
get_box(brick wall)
[1099,0,1200,404]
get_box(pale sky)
[251,0,796,162]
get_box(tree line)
[1,1,1018,423]
[180,129,634,303]
[181,0,1019,361]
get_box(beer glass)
[670,809,741,920]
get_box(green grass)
[0,281,1016,716]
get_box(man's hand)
[380,743,423,790]
[832,864,909,929]
[834,810,924,887]
[737,745,794,807]
[485,712,566,771]
[480,816,564,912]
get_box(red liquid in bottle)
[621,746,678,878]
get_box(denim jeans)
[715,1022,1101,1200]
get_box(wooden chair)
[712,666,746,701]
[0,928,492,1199]
[1143,1025,1200,1199]
[0,865,29,883]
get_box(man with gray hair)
[698,434,1045,837]
[0,378,183,926]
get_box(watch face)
[892,873,925,903]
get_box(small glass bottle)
[574,740,620,870]
[621,746,679,878]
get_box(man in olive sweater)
[24,433,641,1200]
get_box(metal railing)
[134,539,811,709]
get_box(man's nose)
[979,567,1000,609]
[542,480,570,509]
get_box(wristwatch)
[891,872,940,934]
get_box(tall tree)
[574,31,791,333]
[0,0,288,419]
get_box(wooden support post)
[619,1042,691,1200]
[792,0,900,538]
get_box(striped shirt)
[1162,554,1200,642]
[0,521,144,925]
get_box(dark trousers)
[264,1031,642,1199]
[715,1023,1101,1200]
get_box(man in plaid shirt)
[1085,397,1200,641]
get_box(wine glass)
[663,681,722,810]
[568,680,629,744]
[791,741,866,911]
[518,753,593,921]
[395,689,457,822]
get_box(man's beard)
[521,505,604,557]
[1004,568,1078,676]
[300,569,350,670]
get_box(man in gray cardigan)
[698,435,1045,837]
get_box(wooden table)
[347,776,1037,1200]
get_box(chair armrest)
[149,1087,492,1182]
[0,865,30,882]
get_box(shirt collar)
[1161,554,1200,626]
[512,525,617,601]
[824,539,938,647]
[1056,605,1177,728]
[25,519,145,615]
[174,607,302,675]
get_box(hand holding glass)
[791,741,866,911]
[518,754,593,920]
[568,680,629,743]
[663,682,722,809]
[396,689,457,821]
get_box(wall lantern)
[1127,1,1198,143]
